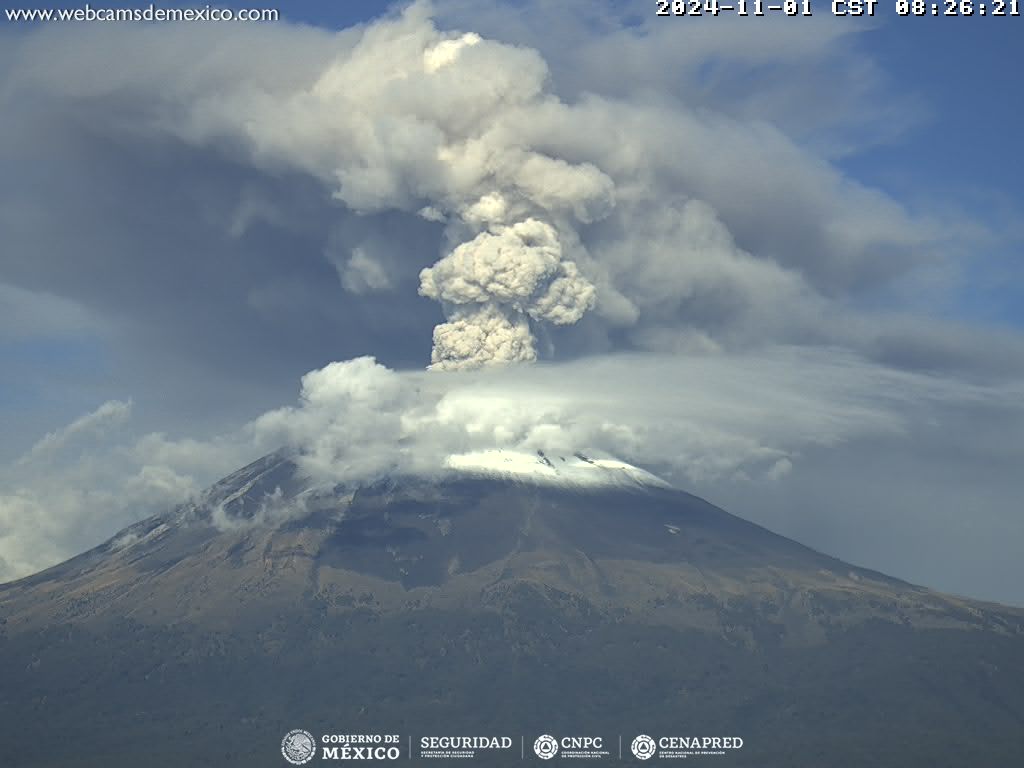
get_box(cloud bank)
[5,349,1023,601]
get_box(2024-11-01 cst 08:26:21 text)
[656,0,1020,15]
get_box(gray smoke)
[419,218,596,368]
[2,2,938,372]
[141,5,617,368]
[429,304,537,369]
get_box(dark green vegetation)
[2,453,1023,766]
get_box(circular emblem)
[534,734,559,760]
[631,734,657,761]
[281,729,316,765]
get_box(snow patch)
[443,449,670,490]
[109,522,170,552]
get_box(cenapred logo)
[282,729,317,765]
[631,734,743,760]
[631,734,657,761]
[534,734,559,760]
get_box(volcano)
[1,450,1022,767]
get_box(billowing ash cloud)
[3,0,966,375]
[428,305,537,369]
[190,7,613,367]
[419,219,595,367]
[308,12,611,366]
[378,22,610,366]
[3,3,619,369]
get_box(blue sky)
[842,15,1024,328]
[848,14,1021,201]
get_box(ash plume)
[1,1,947,378]
[419,218,596,368]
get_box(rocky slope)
[1,451,1022,767]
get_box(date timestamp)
[656,0,814,14]
[656,0,1019,13]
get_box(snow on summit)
[443,449,671,489]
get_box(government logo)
[320,733,402,760]
[631,734,656,761]
[534,734,559,760]
[282,729,317,765]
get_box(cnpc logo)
[534,734,605,759]
[534,735,559,760]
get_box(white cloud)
[0,282,104,341]
[20,399,133,464]
[423,30,481,73]
[0,402,262,582]
[198,349,1024,493]
[341,248,394,294]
